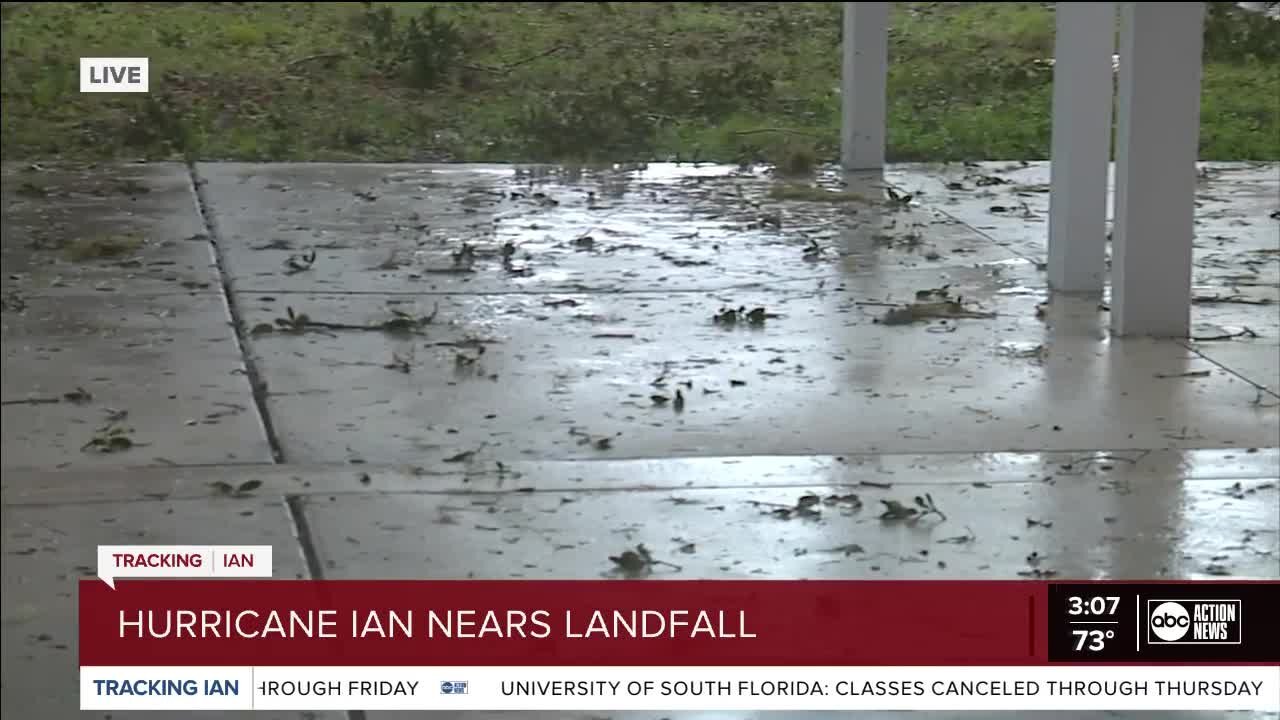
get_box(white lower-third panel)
[82,666,1280,712]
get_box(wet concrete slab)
[194,162,1026,296]
[0,497,328,720]
[1,161,219,298]
[241,285,1277,465]
[1,293,272,470]
[301,478,1278,582]
[189,161,1279,467]
[885,161,1280,292]
[1189,343,1280,396]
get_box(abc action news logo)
[1147,600,1242,645]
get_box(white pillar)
[1111,2,1206,338]
[841,2,889,171]
[1047,2,1116,293]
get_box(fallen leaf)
[235,480,263,495]
[823,543,864,556]
[610,551,648,574]
[63,387,93,404]
[879,499,918,521]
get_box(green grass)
[2,2,1277,165]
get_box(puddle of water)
[990,257,1038,268]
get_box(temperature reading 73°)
[1073,629,1115,652]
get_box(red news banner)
[80,579,1278,666]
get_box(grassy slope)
[1,2,1277,164]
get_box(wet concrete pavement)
[2,160,1277,719]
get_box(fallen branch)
[464,39,606,75]
[1191,326,1258,341]
[1192,294,1274,306]
[732,127,825,139]
[251,304,439,337]
[284,52,346,72]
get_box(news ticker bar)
[80,665,1279,712]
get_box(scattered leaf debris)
[211,479,263,498]
[608,544,681,578]
[251,239,294,251]
[973,174,1009,187]
[63,387,93,405]
[713,305,778,328]
[1154,370,1211,379]
[443,449,479,463]
[937,527,977,545]
[283,249,317,275]
[1192,294,1273,306]
[263,304,438,336]
[879,494,946,523]
[543,298,580,308]
[81,425,139,453]
[884,186,914,206]
[817,543,865,557]
[1191,326,1258,342]
[753,492,861,521]
[877,299,996,325]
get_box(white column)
[1047,2,1116,293]
[1111,2,1206,338]
[841,2,889,171]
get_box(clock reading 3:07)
[1068,596,1121,617]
